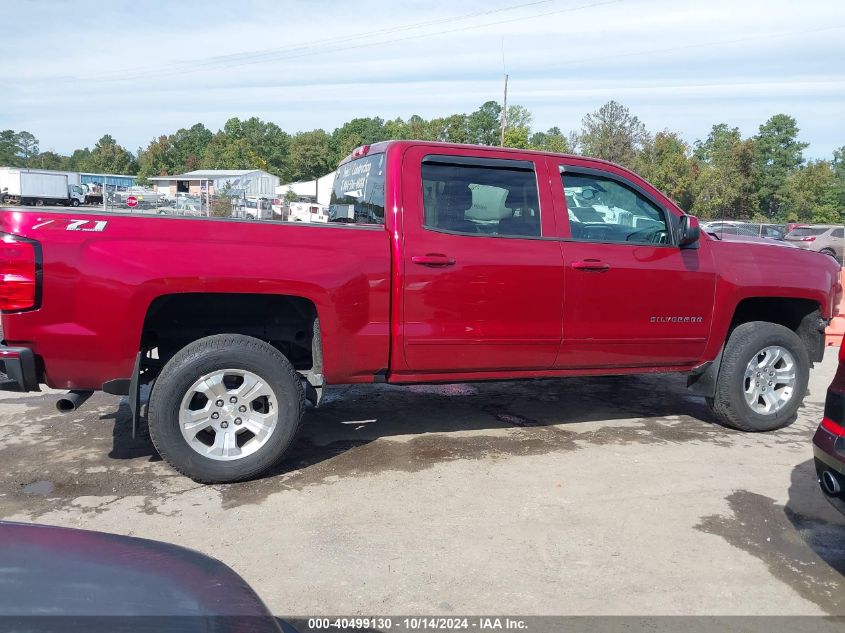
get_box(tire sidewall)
[723,325,809,431]
[148,341,302,482]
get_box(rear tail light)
[822,417,845,437]
[802,236,817,242]
[0,235,38,311]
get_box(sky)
[3,0,844,159]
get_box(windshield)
[329,154,386,224]
[787,227,827,237]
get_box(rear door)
[550,159,717,368]
[399,147,564,373]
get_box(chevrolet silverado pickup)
[0,141,841,483]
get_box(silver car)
[784,225,844,260]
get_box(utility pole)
[500,73,509,147]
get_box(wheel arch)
[139,292,324,388]
[688,296,824,397]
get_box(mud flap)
[687,347,724,398]
[128,352,142,439]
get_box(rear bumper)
[0,347,39,392]
[813,381,845,515]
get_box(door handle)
[571,259,610,272]
[411,254,456,267]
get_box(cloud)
[3,0,843,158]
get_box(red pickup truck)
[0,141,841,483]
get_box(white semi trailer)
[0,169,85,207]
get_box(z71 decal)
[66,219,108,232]
[31,219,108,232]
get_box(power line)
[86,0,559,81]
[91,0,623,83]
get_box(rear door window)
[421,157,541,238]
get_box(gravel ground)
[0,350,843,616]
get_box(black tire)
[147,334,305,483]
[71,199,80,207]
[708,321,809,431]
[34,199,44,207]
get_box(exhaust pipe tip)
[821,470,842,496]
[56,398,75,412]
[55,390,94,413]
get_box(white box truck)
[0,169,85,207]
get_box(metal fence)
[100,189,291,223]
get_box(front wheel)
[147,334,305,483]
[71,199,80,207]
[708,321,809,431]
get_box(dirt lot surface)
[1,350,843,616]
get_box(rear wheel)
[147,334,305,483]
[34,199,44,207]
[708,321,809,431]
[820,248,836,258]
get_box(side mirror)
[678,214,700,247]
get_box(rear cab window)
[329,153,386,225]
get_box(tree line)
[2,100,842,223]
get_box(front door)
[551,160,717,368]
[400,148,564,373]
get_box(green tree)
[635,131,696,211]
[283,186,298,203]
[691,124,758,219]
[0,130,18,165]
[30,151,68,170]
[830,145,845,212]
[170,123,213,173]
[428,114,471,144]
[503,126,529,149]
[65,148,92,171]
[286,130,333,181]
[467,101,502,146]
[407,114,432,140]
[222,117,290,177]
[384,117,410,140]
[504,104,532,130]
[82,135,137,174]
[15,131,39,164]
[529,127,570,153]
[753,114,808,219]
[137,135,177,180]
[577,100,649,168]
[331,117,389,163]
[0,130,39,166]
[783,160,841,224]
[202,133,267,171]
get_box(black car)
[0,521,289,632]
[813,344,845,516]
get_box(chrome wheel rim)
[743,346,796,415]
[179,369,278,461]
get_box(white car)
[287,201,328,223]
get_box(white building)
[149,169,280,198]
[276,171,335,206]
